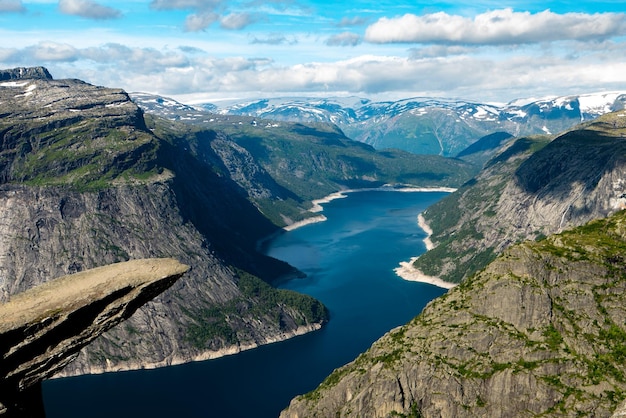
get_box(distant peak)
[0,66,53,81]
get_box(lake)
[43,189,449,417]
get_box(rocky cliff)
[0,67,52,81]
[282,210,626,417]
[0,258,188,417]
[0,68,328,376]
[413,110,626,283]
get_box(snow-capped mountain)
[131,92,626,157]
[130,92,211,120]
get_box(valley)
[1,66,626,417]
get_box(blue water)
[43,190,448,418]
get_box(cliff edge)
[0,258,188,417]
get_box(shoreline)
[55,322,323,378]
[281,185,458,290]
[417,213,435,251]
[394,257,457,290]
[283,215,327,231]
[394,212,457,290]
[285,185,457,232]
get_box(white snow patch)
[0,81,28,88]
[542,126,552,134]
[469,106,498,120]
[507,109,527,118]
[578,92,621,115]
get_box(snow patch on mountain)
[578,92,623,115]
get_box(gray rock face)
[612,400,626,418]
[282,211,626,417]
[0,67,52,81]
[0,258,188,417]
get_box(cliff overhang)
[0,258,188,417]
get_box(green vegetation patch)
[10,122,159,191]
[185,269,328,350]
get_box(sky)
[1,0,626,104]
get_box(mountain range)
[182,92,626,156]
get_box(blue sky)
[1,0,625,103]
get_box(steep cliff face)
[283,210,626,417]
[413,111,626,283]
[0,67,52,81]
[0,258,188,417]
[0,68,328,376]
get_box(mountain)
[455,131,515,167]
[412,110,626,284]
[282,209,626,417]
[190,93,626,156]
[0,68,474,378]
[0,68,330,376]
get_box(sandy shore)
[394,257,457,290]
[417,214,434,250]
[394,212,457,290]
[288,185,457,231]
[283,215,327,231]
[55,322,323,378]
[284,186,458,291]
[309,192,349,213]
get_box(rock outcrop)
[282,210,626,417]
[0,258,188,417]
[0,67,52,81]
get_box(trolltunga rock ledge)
[0,258,189,417]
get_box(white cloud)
[0,0,25,13]
[3,35,626,104]
[58,0,122,19]
[27,41,78,61]
[249,33,297,45]
[184,12,219,31]
[149,0,222,11]
[220,12,259,30]
[150,0,262,31]
[364,9,626,45]
[336,16,368,27]
[80,43,190,72]
[326,32,361,47]
[409,45,473,59]
[0,47,19,61]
